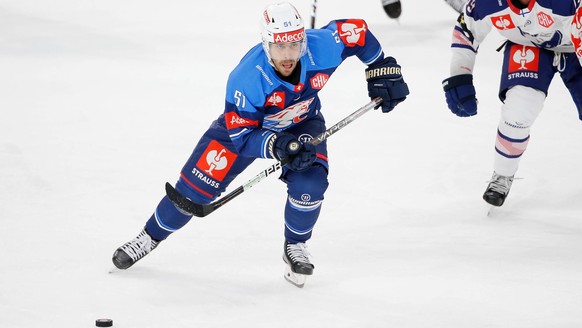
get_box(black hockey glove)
[365,56,409,113]
[272,132,316,172]
[442,74,477,117]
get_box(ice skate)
[483,172,514,207]
[112,229,159,269]
[283,241,314,288]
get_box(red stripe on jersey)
[180,172,214,199]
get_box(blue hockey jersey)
[222,19,384,159]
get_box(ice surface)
[1,1,581,327]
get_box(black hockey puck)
[96,318,113,327]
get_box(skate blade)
[284,265,307,288]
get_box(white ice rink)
[1,0,582,327]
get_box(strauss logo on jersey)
[491,14,516,30]
[195,140,237,184]
[337,19,367,47]
[265,91,285,109]
[507,45,539,80]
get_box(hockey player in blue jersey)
[112,2,409,287]
[442,0,582,207]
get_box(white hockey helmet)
[260,2,307,65]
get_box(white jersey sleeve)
[449,0,493,76]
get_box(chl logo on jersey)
[537,12,554,28]
[337,19,367,47]
[195,140,237,182]
[508,45,539,80]
[265,91,285,109]
[491,14,516,30]
[310,73,329,90]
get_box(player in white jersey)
[442,0,582,207]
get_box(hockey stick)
[310,0,317,29]
[165,97,382,217]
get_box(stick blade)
[164,182,214,217]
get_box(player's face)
[269,41,302,76]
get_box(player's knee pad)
[283,165,328,243]
[285,164,329,207]
[499,85,545,138]
[495,85,544,159]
